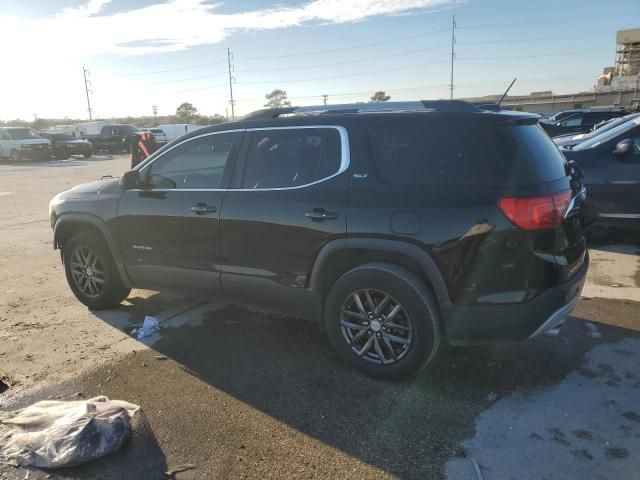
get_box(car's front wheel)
[325,263,442,380]
[63,230,131,309]
[10,149,21,162]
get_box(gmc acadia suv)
[49,101,589,379]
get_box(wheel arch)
[53,213,132,288]
[309,238,452,324]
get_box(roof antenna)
[497,78,517,107]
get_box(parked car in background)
[540,109,626,137]
[0,127,51,161]
[554,113,640,148]
[156,124,204,142]
[88,124,139,154]
[40,132,93,159]
[147,128,168,145]
[49,101,588,379]
[74,121,112,139]
[561,116,640,228]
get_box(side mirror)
[120,169,141,190]
[613,139,632,156]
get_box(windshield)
[573,117,640,150]
[7,128,41,140]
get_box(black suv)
[49,101,588,379]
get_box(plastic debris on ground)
[0,396,139,468]
[137,316,160,339]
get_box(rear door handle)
[190,203,217,215]
[305,208,337,221]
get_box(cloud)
[0,0,457,57]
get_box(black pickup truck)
[88,125,139,154]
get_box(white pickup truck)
[0,127,51,161]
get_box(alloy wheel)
[70,246,105,299]
[340,289,413,365]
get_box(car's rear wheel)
[63,230,131,309]
[83,152,92,158]
[325,263,441,380]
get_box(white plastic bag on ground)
[0,396,139,468]
[137,316,160,339]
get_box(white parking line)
[0,192,13,197]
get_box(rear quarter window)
[369,118,548,185]
[369,119,566,186]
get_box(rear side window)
[369,119,565,185]
[242,128,341,189]
[504,125,567,182]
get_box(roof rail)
[243,100,479,120]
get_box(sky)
[1,0,639,121]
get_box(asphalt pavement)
[0,156,639,480]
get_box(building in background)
[464,28,640,114]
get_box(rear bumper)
[444,252,589,345]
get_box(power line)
[236,44,450,74]
[171,82,229,94]
[457,50,610,61]
[458,31,611,45]
[146,71,227,86]
[459,10,640,29]
[238,28,451,61]
[110,59,228,77]
[237,59,450,86]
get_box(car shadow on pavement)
[91,298,639,479]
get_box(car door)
[579,124,640,224]
[219,125,349,318]
[116,129,244,294]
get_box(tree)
[264,89,291,108]
[370,91,391,103]
[176,102,198,122]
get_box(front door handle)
[305,208,337,221]
[190,203,217,215]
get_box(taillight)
[499,190,572,231]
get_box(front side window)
[561,115,583,127]
[143,132,241,189]
[241,128,341,189]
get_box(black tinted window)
[145,132,240,189]
[369,120,565,185]
[242,128,341,189]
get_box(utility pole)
[152,105,158,124]
[227,48,236,121]
[322,94,328,106]
[449,15,456,100]
[83,66,93,120]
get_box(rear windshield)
[369,119,566,186]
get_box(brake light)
[499,190,572,231]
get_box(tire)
[325,263,442,380]
[63,230,131,310]
[83,152,92,159]
[10,149,21,162]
